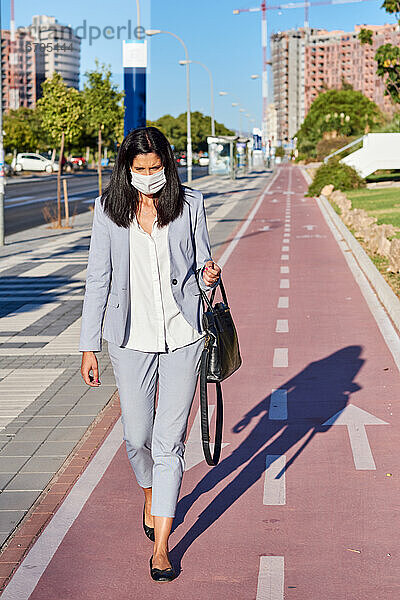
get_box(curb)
[319,194,400,334]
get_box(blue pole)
[124,66,146,135]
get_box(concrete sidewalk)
[0,168,269,589]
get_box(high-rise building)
[26,15,81,98]
[1,15,81,112]
[0,28,36,110]
[304,24,399,115]
[271,23,400,144]
[270,28,308,142]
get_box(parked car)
[12,153,59,173]
[175,153,187,167]
[70,157,88,169]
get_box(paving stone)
[33,440,78,456]
[11,427,53,442]
[20,455,66,473]
[0,530,12,546]
[0,441,42,457]
[49,395,83,405]
[4,472,54,491]
[58,415,96,427]
[0,473,15,489]
[23,417,61,427]
[0,490,41,510]
[0,457,28,473]
[46,426,87,442]
[0,510,26,533]
[67,403,106,416]
[34,404,70,417]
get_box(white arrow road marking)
[322,405,389,470]
[184,406,229,471]
[303,225,315,231]
[256,556,284,600]
[264,455,286,505]
[271,199,279,203]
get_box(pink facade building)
[1,28,37,111]
[304,24,400,116]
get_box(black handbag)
[195,272,242,466]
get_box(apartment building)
[270,28,308,142]
[0,28,36,110]
[1,15,81,111]
[27,15,81,98]
[304,23,399,114]
[271,23,400,144]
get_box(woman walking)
[79,127,221,582]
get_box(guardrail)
[323,136,365,163]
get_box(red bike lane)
[3,166,399,599]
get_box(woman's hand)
[81,351,101,387]
[202,260,221,286]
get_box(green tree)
[82,59,124,195]
[358,28,373,46]
[3,107,44,154]
[147,111,234,153]
[358,3,400,105]
[296,89,383,158]
[37,72,83,227]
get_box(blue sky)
[1,0,396,133]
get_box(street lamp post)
[179,59,215,137]
[219,92,247,137]
[146,29,193,183]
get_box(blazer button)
[172,278,178,285]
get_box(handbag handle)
[195,268,228,312]
[199,346,223,466]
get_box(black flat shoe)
[143,504,155,542]
[150,556,176,582]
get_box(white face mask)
[130,166,166,195]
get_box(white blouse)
[124,213,205,352]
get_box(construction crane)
[233,0,374,149]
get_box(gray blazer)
[79,187,220,352]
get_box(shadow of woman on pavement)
[170,345,364,573]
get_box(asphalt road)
[4,165,208,236]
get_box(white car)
[199,156,209,166]
[12,153,59,173]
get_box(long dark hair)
[101,126,187,228]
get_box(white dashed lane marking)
[273,348,288,368]
[278,297,289,308]
[276,319,289,333]
[269,389,288,420]
[263,455,286,506]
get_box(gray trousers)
[107,336,205,518]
